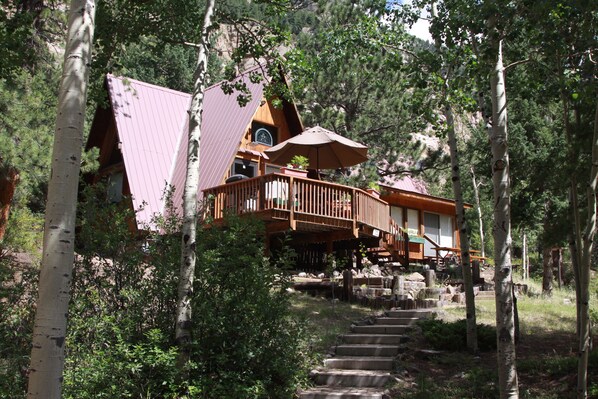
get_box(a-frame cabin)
[87,71,472,270]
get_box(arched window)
[254,127,274,146]
[251,122,278,146]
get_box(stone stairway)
[299,309,433,399]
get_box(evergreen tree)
[293,0,446,186]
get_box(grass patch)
[418,318,496,351]
[398,365,498,399]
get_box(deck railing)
[385,217,406,256]
[203,173,389,233]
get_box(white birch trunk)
[175,0,216,353]
[27,1,95,398]
[489,39,519,399]
[471,167,485,258]
[576,101,598,399]
[446,106,478,353]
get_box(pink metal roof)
[380,175,428,195]
[107,74,190,228]
[169,75,265,217]
[106,73,264,228]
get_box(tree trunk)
[471,167,485,258]
[27,1,95,398]
[445,105,478,354]
[542,247,553,296]
[0,166,19,241]
[552,248,562,288]
[175,0,216,358]
[431,1,477,353]
[489,39,519,399]
[521,232,527,280]
[575,101,598,399]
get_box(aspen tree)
[175,0,216,358]
[27,1,95,397]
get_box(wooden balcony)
[203,173,390,242]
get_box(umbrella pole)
[317,147,320,180]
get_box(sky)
[386,0,433,43]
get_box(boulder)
[405,272,425,282]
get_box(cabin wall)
[229,99,295,180]
[239,100,292,154]
[389,199,459,261]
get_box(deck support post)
[425,270,436,287]
[403,230,410,269]
[342,269,353,302]
[326,240,333,255]
[472,260,481,283]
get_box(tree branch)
[371,39,421,60]
[504,58,532,71]
[360,125,398,137]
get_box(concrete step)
[375,317,419,326]
[312,369,391,387]
[476,290,495,298]
[351,325,410,334]
[341,334,408,345]
[385,309,433,318]
[335,344,399,357]
[298,387,386,399]
[324,356,394,370]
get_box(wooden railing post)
[258,178,265,211]
[351,188,358,237]
[289,176,296,230]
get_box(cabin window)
[265,164,281,174]
[390,206,403,229]
[232,158,256,178]
[439,215,454,248]
[252,122,278,146]
[107,172,123,203]
[407,208,419,235]
[423,212,440,257]
[423,212,455,257]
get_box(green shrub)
[2,183,306,398]
[1,206,43,256]
[190,215,305,398]
[418,319,496,352]
[0,256,38,399]
[63,186,305,398]
[64,185,183,398]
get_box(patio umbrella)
[264,126,368,170]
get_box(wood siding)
[240,100,293,154]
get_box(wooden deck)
[203,173,389,242]
[202,174,471,269]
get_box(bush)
[418,319,496,352]
[0,256,38,399]
[2,183,306,398]
[63,186,305,398]
[189,215,305,398]
[64,185,182,398]
[1,206,43,256]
